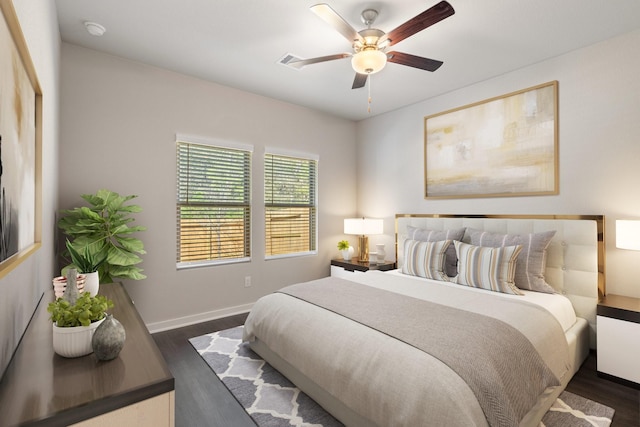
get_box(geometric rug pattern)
[190,326,342,426]
[541,392,615,427]
[189,326,614,427]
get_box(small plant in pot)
[338,240,354,261]
[64,239,107,296]
[48,270,114,358]
[48,291,113,328]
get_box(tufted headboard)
[395,214,605,344]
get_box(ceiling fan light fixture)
[377,37,391,50]
[359,28,384,45]
[351,49,387,74]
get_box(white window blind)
[177,140,251,267]
[265,152,317,257]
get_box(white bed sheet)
[343,269,578,333]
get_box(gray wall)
[59,44,357,330]
[356,29,640,299]
[0,0,60,377]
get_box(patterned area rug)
[189,326,614,427]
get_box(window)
[176,137,252,267]
[265,150,318,258]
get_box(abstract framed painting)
[424,81,558,199]
[0,0,42,279]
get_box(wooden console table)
[0,283,175,426]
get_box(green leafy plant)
[48,292,114,327]
[58,189,146,284]
[65,238,108,274]
[337,240,350,251]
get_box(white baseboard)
[146,302,255,334]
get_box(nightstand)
[597,294,640,389]
[330,258,396,280]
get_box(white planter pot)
[52,317,105,358]
[83,271,100,297]
[341,246,354,261]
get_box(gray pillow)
[406,226,466,277]
[467,228,557,293]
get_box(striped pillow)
[402,239,451,281]
[467,229,556,294]
[454,241,523,295]
[406,226,466,277]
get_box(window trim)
[176,134,253,269]
[264,146,320,163]
[176,133,254,153]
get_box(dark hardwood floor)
[153,314,640,427]
[153,313,254,427]
[565,353,639,426]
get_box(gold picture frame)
[424,81,558,199]
[0,0,42,279]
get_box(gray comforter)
[243,275,571,427]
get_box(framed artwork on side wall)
[424,81,558,199]
[0,0,42,279]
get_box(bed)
[243,214,605,427]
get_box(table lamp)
[344,218,383,262]
[616,220,640,250]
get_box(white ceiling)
[55,0,640,121]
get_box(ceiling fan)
[285,1,455,89]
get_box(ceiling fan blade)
[387,51,443,71]
[286,53,351,69]
[382,1,454,47]
[352,73,368,89]
[311,3,364,44]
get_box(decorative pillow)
[405,226,466,277]
[402,239,451,282]
[454,241,523,295]
[467,229,556,293]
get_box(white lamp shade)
[616,220,640,250]
[351,50,387,75]
[344,218,383,235]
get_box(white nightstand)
[330,258,396,280]
[596,294,640,389]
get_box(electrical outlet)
[244,276,251,288]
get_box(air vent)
[278,53,303,70]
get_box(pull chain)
[367,74,372,113]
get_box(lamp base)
[358,235,369,262]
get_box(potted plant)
[58,189,146,284]
[64,239,108,296]
[48,278,114,358]
[338,240,354,261]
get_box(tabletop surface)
[0,282,174,426]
